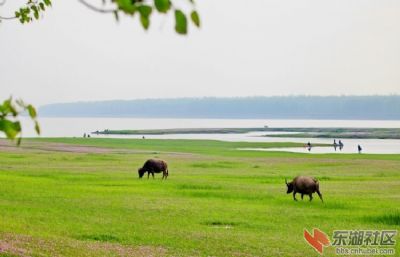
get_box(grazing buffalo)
[138,159,169,179]
[285,176,323,202]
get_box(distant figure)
[83,133,86,138]
[142,136,145,139]
[307,141,312,152]
[358,144,362,154]
[88,134,91,138]
[338,140,344,151]
[333,139,337,151]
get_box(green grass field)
[0,138,399,257]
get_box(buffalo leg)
[152,172,155,179]
[147,172,150,179]
[317,190,323,203]
[301,194,304,200]
[309,194,313,202]
[293,192,297,201]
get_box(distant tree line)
[39,95,400,120]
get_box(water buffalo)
[138,159,169,179]
[285,176,323,202]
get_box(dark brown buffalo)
[138,159,169,179]
[285,176,323,202]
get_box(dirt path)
[0,233,167,257]
[0,139,200,159]
[0,140,116,154]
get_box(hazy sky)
[1,0,399,105]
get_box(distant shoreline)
[92,127,400,139]
[261,127,400,139]
[92,127,268,135]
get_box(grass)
[0,138,399,256]
[364,213,400,226]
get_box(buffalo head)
[285,178,294,194]
[138,167,145,178]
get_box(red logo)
[304,228,330,254]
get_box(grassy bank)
[263,127,400,139]
[92,127,400,139]
[0,138,399,257]
[92,127,268,135]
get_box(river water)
[15,117,400,154]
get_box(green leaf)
[154,0,170,13]
[34,9,39,20]
[43,0,51,7]
[116,0,136,14]
[0,120,21,139]
[174,10,187,35]
[190,10,200,27]
[140,14,150,30]
[3,99,18,116]
[138,5,152,30]
[34,121,41,135]
[27,105,37,118]
[3,98,11,109]
[0,97,40,142]
[39,3,45,11]
[138,5,152,18]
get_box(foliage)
[0,97,40,144]
[1,0,201,35]
[14,0,52,23]
[113,0,200,34]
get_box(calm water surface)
[17,117,400,154]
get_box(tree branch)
[0,15,16,20]
[1,0,117,21]
[78,0,117,13]
[0,0,15,19]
